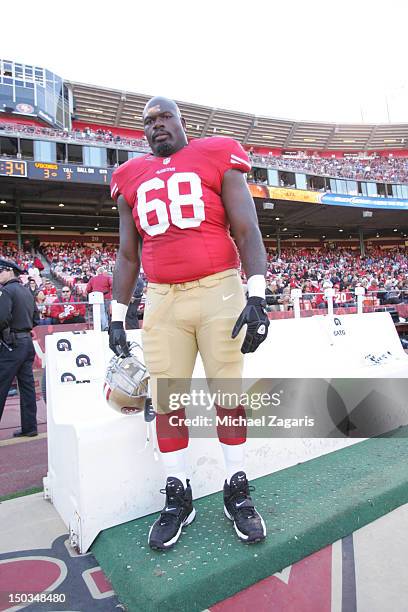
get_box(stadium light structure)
[362,211,373,218]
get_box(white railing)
[283,287,408,320]
[249,154,408,186]
[0,122,151,153]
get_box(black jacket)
[0,278,39,332]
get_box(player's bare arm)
[221,169,267,279]
[113,195,141,305]
[109,195,142,356]
[222,169,270,353]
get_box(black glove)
[109,321,130,357]
[231,297,270,354]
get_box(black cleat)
[13,430,38,438]
[224,471,266,543]
[148,477,196,550]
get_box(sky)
[2,0,408,124]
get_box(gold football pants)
[141,269,245,413]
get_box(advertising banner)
[321,193,408,210]
[268,186,323,203]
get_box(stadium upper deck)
[1,58,408,153]
[1,59,408,246]
[69,81,408,153]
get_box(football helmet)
[104,342,150,415]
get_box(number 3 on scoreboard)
[136,172,205,236]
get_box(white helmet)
[104,342,150,415]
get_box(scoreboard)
[28,162,113,184]
[0,159,114,185]
[0,160,28,178]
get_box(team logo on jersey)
[163,157,171,165]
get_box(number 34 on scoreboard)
[0,160,27,178]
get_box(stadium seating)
[250,152,408,184]
[40,242,408,307]
[3,241,407,321]
[2,120,408,182]
[0,121,150,152]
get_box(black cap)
[0,258,25,275]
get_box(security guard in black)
[0,258,39,436]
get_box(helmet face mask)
[104,342,150,415]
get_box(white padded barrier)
[319,311,408,377]
[44,311,408,552]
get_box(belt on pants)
[12,331,32,338]
[143,269,239,332]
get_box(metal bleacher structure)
[69,81,408,151]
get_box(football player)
[109,97,270,549]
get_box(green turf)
[0,486,42,503]
[92,430,408,612]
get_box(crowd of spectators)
[41,242,117,287]
[2,120,408,184]
[0,242,91,325]
[262,246,408,310]
[0,242,43,272]
[249,153,408,185]
[39,241,408,313]
[0,122,150,152]
[1,241,407,320]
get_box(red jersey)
[50,297,86,322]
[110,137,251,283]
[334,290,353,304]
[86,274,113,299]
[43,287,57,297]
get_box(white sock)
[160,448,189,487]
[220,442,246,482]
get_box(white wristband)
[111,300,128,322]
[247,275,266,299]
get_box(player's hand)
[231,297,270,354]
[109,321,130,357]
